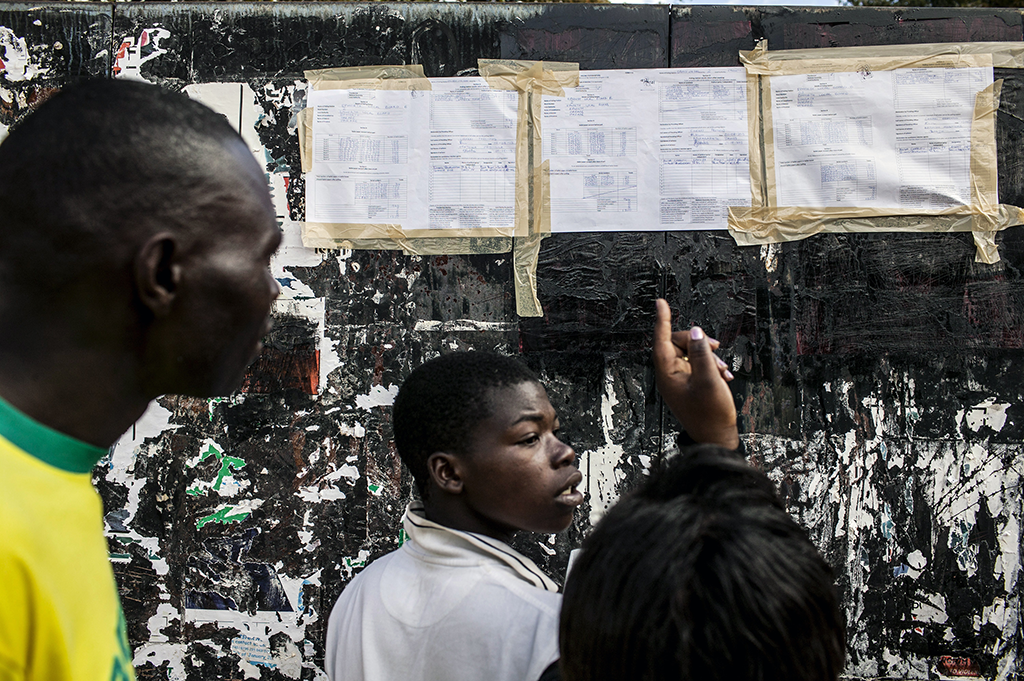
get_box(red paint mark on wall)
[241,314,320,396]
[936,656,981,678]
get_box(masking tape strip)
[514,86,533,239]
[300,225,512,256]
[305,65,426,88]
[537,160,552,239]
[479,59,580,96]
[513,234,546,318]
[741,40,1024,74]
[300,216,520,244]
[308,77,433,92]
[728,205,1023,261]
[301,222,517,241]
[479,59,579,318]
[759,75,777,212]
[745,70,767,211]
[970,79,1001,225]
[729,201,1024,262]
[479,59,579,238]
[971,79,1004,263]
[299,107,313,174]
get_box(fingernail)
[691,327,703,340]
[725,370,735,380]
[716,357,727,368]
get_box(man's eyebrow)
[512,412,556,426]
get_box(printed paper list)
[308,88,413,223]
[306,78,518,232]
[770,66,992,210]
[541,68,750,232]
[417,78,518,232]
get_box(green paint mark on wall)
[191,443,246,491]
[198,444,220,464]
[213,455,246,490]
[197,505,253,529]
[368,483,382,495]
[186,486,206,497]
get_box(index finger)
[653,298,680,371]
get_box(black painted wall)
[2,3,1023,679]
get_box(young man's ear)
[427,452,464,494]
[135,233,181,317]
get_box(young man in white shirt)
[325,352,581,681]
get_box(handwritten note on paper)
[770,66,992,210]
[541,68,750,232]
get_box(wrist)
[678,424,739,450]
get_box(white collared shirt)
[325,502,561,681]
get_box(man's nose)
[554,439,576,467]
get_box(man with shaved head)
[0,79,281,681]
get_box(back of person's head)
[393,351,539,496]
[0,78,281,400]
[0,78,244,295]
[559,445,845,681]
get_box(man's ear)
[427,452,464,495]
[135,233,181,317]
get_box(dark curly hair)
[393,351,539,496]
[560,445,846,681]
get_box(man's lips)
[556,470,584,506]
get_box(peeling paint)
[414,319,517,332]
[0,26,47,82]
[580,365,628,526]
[196,500,263,529]
[113,28,170,81]
[354,384,400,410]
[960,397,1010,434]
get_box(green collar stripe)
[0,393,107,474]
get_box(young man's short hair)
[392,351,539,496]
[0,78,241,290]
[559,445,846,681]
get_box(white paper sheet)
[306,88,415,224]
[305,78,518,233]
[770,66,992,210]
[541,68,750,232]
[415,77,519,232]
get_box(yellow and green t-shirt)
[0,394,135,681]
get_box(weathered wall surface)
[3,3,1024,679]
